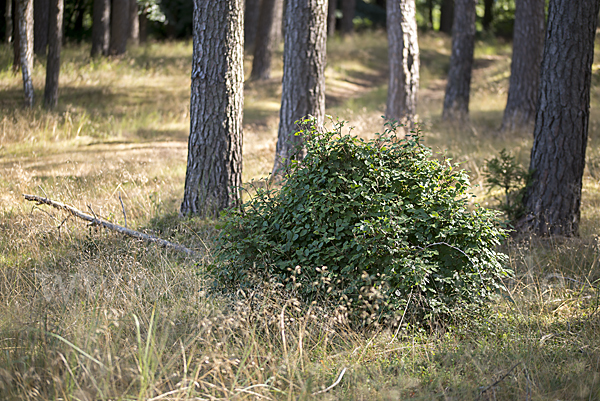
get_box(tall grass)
[1,31,600,400]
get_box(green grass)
[1,31,600,400]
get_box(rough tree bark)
[441,0,476,122]
[385,0,419,124]
[250,0,277,80]
[521,0,600,237]
[44,0,62,109]
[17,0,33,107]
[91,0,110,56]
[341,0,354,36]
[181,0,244,217]
[128,0,138,45]
[244,0,261,50]
[272,0,327,176]
[109,0,129,55]
[327,0,336,36]
[500,0,545,132]
[439,0,453,34]
[33,0,48,55]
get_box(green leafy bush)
[212,120,511,321]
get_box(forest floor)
[1,31,600,400]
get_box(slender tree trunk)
[340,0,354,36]
[181,0,244,217]
[427,0,433,30]
[17,0,33,107]
[44,0,62,109]
[5,0,12,43]
[12,0,20,73]
[109,0,128,55]
[128,0,138,45]
[522,0,600,237]
[251,0,276,80]
[91,0,110,56]
[439,0,453,34]
[501,0,545,132]
[327,0,336,36]
[482,0,493,31]
[385,0,419,124]
[270,0,283,46]
[272,0,327,176]
[442,0,476,122]
[244,0,261,50]
[33,0,48,55]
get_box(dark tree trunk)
[33,0,48,55]
[128,0,138,45]
[427,0,433,30]
[482,0,493,31]
[439,0,453,34]
[439,0,454,33]
[5,0,12,43]
[244,0,261,50]
[44,0,62,109]
[109,0,128,55]
[522,0,600,237]
[385,0,419,124]
[91,0,110,56]
[17,0,33,107]
[442,0,476,122]
[12,0,19,72]
[272,0,327,176]
[341,0,354,36]
[501,0,545,132]
[72,0,84,40]
[251,0,276,80]
[181,0,244,217]
[327,0,336,36]
[270,0,283,46]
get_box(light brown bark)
[272,0,327,176]
[181,0,244,217]
[128,0,138,46]
[385,0,419,124]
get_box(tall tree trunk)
[439,0,453,33]
[385,0,419,124]
[33,0,48,55]
[251,0,276,80]
[442,0,476,122]
[12,0,19,72]
[91,0,110,56]
[340,0,354,36]
[272,0,327,176]
[327,0,336,36]
[427,0,433,30]
[270,0,283,46]
[501,0,545,132]
[44,0,62,109]
[109,0,128,55]
[482,0,493,31]
[139,6,147,43]
[244,0,261,50]
[181,0,244,217]
[17,0,33,107]
[5,0,12,43]
[522,0,600,237]
[128,0,138,46]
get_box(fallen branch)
[24,194,199,256]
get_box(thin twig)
[118,191,127,228]
[477,362,522,400]
[23,194,199,256]
[312,367,347,395]
[388,289,413,344]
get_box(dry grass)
[1,31,600,400]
